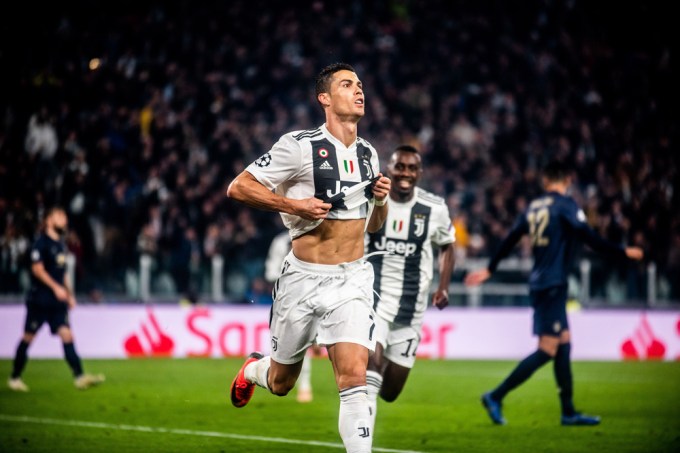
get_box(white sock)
[338,386,372,453]
[366,370,382,432]
[298,355,312,392]
[244,356,271,391]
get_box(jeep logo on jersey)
[414,216,426,237]
[373,237,418,257]
[326,181,353,199]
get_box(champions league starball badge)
[255,152,272,167]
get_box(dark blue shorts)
[530,285,568,336]
[24,303,70,335]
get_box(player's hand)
[372,173,391,204]
[432,289,449,310]
[293,197,331,221]
[464,269,492,286]
[67,295,77,310]
[53,285,69,301]
[625,247,644,260]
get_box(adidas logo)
[319,161,334,170]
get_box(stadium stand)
[0,1,676,304]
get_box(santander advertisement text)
[0,305,678,361]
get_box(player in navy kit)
[365,145,456,434]
[8,207,104,391]
[465,160,643,426]
[227,63,390,453]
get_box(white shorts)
[269,251,377,365]
[374,315,421,369]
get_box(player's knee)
[538,336,560,357]
[368,352,387,372]
[337,373,366,390]
[379,388,400,403]
[353,362,370,381]
[379,375,406,402]
[270,385,292,397]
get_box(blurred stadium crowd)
[0,1,677,304]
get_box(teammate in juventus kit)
[227,63,390,453]
[365,145,456,434]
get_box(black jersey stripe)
[356,142,375,181]
[368,253,384,310]
[311,138,339,202]
[394,202,431,325]
[293,128,322,141]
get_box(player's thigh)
[531,285,569,336]
[23,305,47,335]
[368,316,390,370]
[47,306,70,336]
[383,324,421,369]
[316,266,376,353]
[269,272,319,365]
[56,325,74,342]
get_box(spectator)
[0,1,675,304]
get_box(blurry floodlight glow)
[89,58,101,70]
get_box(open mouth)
[397,179,413,190]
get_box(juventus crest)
[413,215,426,237]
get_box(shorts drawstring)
[363,250,391,261]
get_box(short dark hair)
[42,206,67,230]
[315,62,356,98]
[46,206,66,218]
[542,159,571,182]
[394,144,419,154]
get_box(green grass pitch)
[1,358,678,452]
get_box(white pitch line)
[0,414,427,453]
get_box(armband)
[374,198,387,207]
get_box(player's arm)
[31,261,69,302]
[464,218,527,286]
[227,171,330,221]
[432,242,455,309]
[366,174,391,233]
[63,274,77,309]
[565,208,644,261]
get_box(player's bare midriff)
[292,218,366,264]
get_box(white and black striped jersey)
[366,187,456,327]
[246,124,381,239]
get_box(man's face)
[387,151,422,198]
[48,211,68,236]
[324,69,365,120]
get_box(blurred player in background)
[8,207,105,391]
[365,145,456,434]
[227,62,390,452]
[465,160,644,426]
